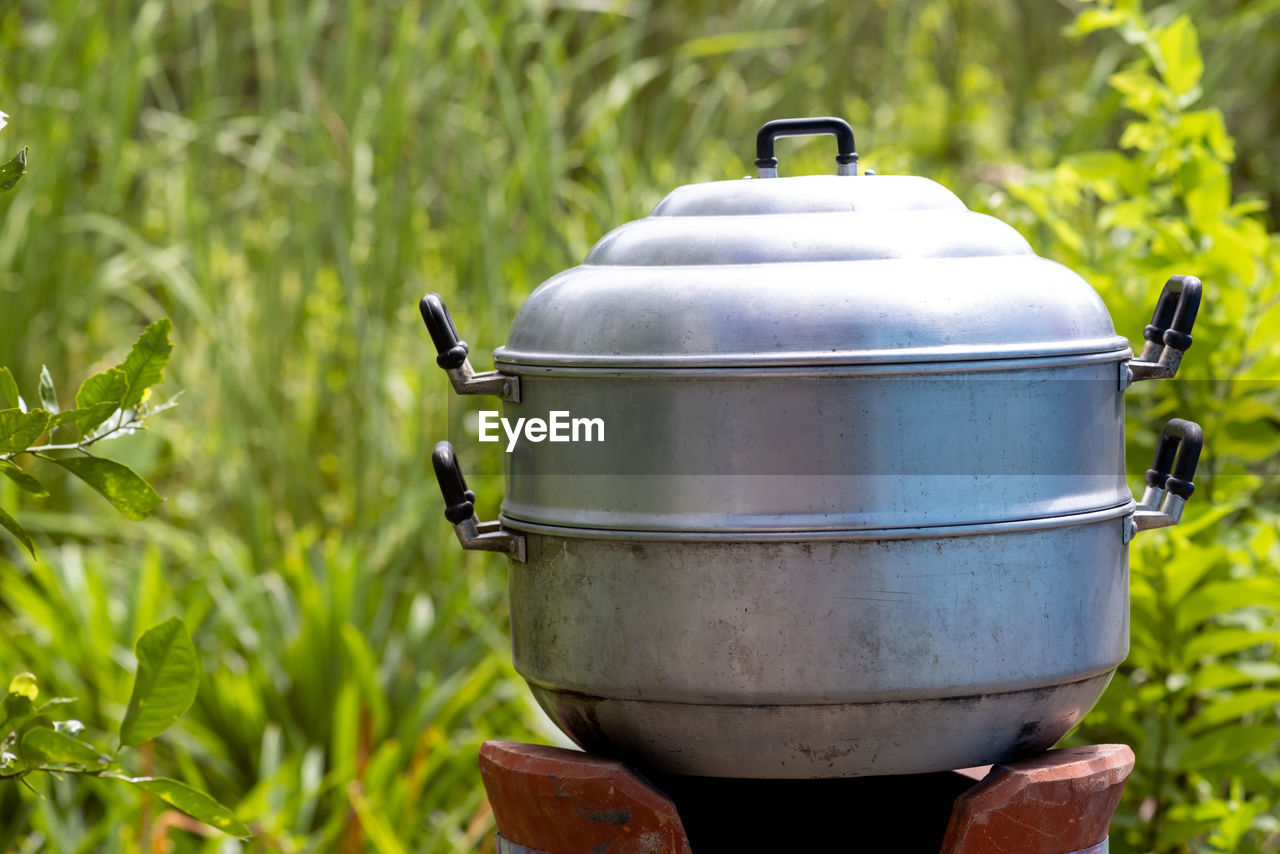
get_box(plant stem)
[0,412,147,462]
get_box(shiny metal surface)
[495,172,1127,370]
[531,678,1112,780]
[500,357,1129,532]
[442,360,520,402]
[449,516,526,562]
[494,835,548,854]
[502,503,1132,542]
[509,510,1128,777]
[423,120,1204,781]
[651,173,962,216]
[1072,841,1109,854]
[497,256,1127,369]
[586,210,1031,266]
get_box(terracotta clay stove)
[477,740,1132,854]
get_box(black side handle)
[1145,419,1204,499]
[420,294,470,370]
[432,441,477,524]
[755,117,858,172]
[1145,275,1202,352]
[1143,290,1178,348]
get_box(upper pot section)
[494,118,1129,370]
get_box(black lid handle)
[754,117,858,177]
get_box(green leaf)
[8,673,38,701]
[49,401,121,433]
[0,147,27,191]
[0,408,50,453]
[1,693,38,733]
[36,366,58,415]
[73,368,127,435]
[118,617,199,747]
[1185,627,1280,661]
[107,775,250,838]
[0,749,23,777]
[1065,150,1132,183]
[1109,68,1171,116]
[37,697,76,713]
[52,719,85,737]
[1188,690,1280,733]
[49,455,162,521]
[1176,577,1280,631]
[1183,725,1280,769]
[0,460,48,497]
[0,505,33,555]
[348,781,408,854]
[20,727,107,769]
[1188,661,1280,693]
[1070,7,1130,35]
[1157,15,1203,97]
[0,368,19,410]
[116,318,172,410]
[340,623,389,737]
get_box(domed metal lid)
[494,118,1129,370]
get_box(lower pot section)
[529,674,1113,778]
[507,507,1131,778]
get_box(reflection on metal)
[1132,487,1188,533]
[443,359,521,402]
[511,519,1129,778]
[1128,343,1184,383]
[1069,840,1109,854]
[451,515,527,563]
[495,835,548,854]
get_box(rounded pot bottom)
[530,673,1114,778]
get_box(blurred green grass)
[0,0,1278,851]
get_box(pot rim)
[500,501,1136,542]
[493,346,1134,377]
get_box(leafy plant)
[0,106,26,192]
[2,0,1279,850]
[997,2,1280,851]
[2,618,249,839]
[0,145,25,191]
[0,319,175,554]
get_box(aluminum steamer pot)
[420,117,1206,778]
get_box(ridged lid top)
[495,139,1127,369]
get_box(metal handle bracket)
[446,364,521,402]
[451,516,528,562]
